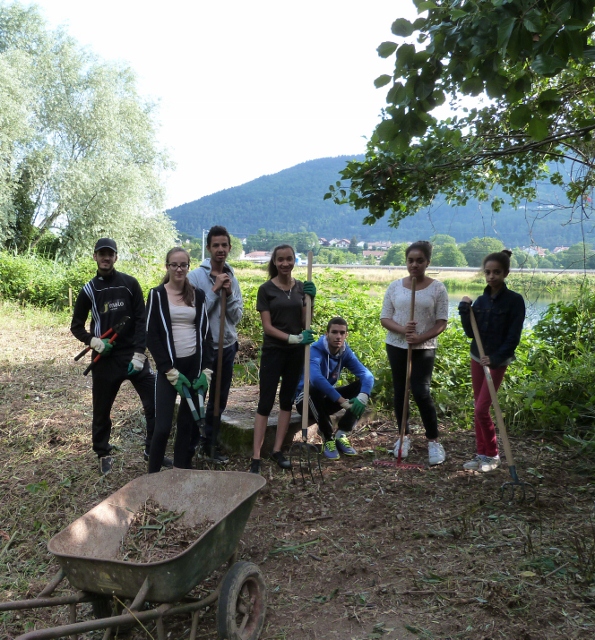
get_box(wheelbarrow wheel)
[217,561,267,640]
[91,596,136,634]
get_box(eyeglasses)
[167,262,189,270]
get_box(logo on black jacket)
[102,300,125,313]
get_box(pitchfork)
[289,251,323,484]
[469,308,536,503]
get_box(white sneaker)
[463,455,485,471]
[393,435,411,458]
[478,455,501,473]
[428,441,446,465]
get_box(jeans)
[471,359,507,457]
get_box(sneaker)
[463,455,485,470]
[249,458,261,474]
[323,439,340,460]
[99,456,113,475]
[428,441,446,466]
[270,450,292,469]
[196,442,229,465]
[144,450,173,469]
[393,435,411,459]
[478,455,501,473]
[335,434,357,456]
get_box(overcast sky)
[33,1,417,209]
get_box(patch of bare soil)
[2,304,595,639]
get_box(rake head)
[289,433,323,485]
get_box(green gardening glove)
[303,280,316,299]
[90,336,115,356]
[192,369,212,395]
[349,393,369,419]
[165,368,191,395]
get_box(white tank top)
[169,303,196,357]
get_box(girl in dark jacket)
[146,247,214,472]
[458,250,525,473]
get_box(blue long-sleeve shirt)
[295,335,374,402]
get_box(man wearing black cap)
[71,238,166,474]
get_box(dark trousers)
[91,353,155,458]
[296,381,361,441]
[202,342,238,446]
[257,345,304,415]
[386,344,439,440]
[149,354,201,473]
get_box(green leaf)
[386,82,407,105]
[377,41,398,58]
[497,16,516,51]
[374,74,392,88]
[415,1,437,10]
[391,18,414,37]
[531,54,565,76]
[461,75,483,96]
[510,105,532,128]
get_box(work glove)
[90,337,114,356]
[287,329,315,345]
[303,281,316,299]
[127,352,146,376]
[349,393,369,418]
[192,368,213,395]
[165,368,191,395]
[340,400,351,411]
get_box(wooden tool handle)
[469,308,515,466]
[301,251,313,439]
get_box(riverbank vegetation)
[1,252,594,449]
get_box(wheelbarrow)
[0,470,267,640]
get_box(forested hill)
[168,156,595,250]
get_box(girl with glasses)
[146,247,214,471]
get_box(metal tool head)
[111,315,130,334]
[289,432,323,485]
[500,479,537,504]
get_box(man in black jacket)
[70,238,166,474]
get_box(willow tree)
[328,0,595,230]
[0,2,175,259]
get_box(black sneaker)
[99,456,113,475]
[249,458,261,474]
[144,450,173,469]
[196,443,229,465]
[270,450,291,470]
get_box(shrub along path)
[1,303,594,639]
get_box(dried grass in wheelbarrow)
[117,498,214,563]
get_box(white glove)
[165,368,181,385]
[340,400,351,410]
[287,334,303,344]
[90,337,106,353]
[130,352,146,373]
[356,393,369,405]
[203,368,213,386]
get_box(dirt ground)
[1,304,595,639]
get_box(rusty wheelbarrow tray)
[1,469,267,640]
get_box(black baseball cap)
[94,238,118,253]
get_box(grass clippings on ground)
[2,302,595,639]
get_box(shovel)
[289,250,323,484]
[469,308,536,503]
[208,288,228,464]
[374,277,425,470]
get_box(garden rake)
[289,251,323,484]
[374,277,425,470]
[469,308,536,503]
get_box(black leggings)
[386,344,439,440]
[149,354,201,472]
[257,345,304,416]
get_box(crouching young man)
[295,317,374,459]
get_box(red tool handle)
[73,327,113,361]
[82,332,119,376]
